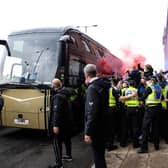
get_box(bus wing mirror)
[0,40,11,56]
[59,35,75,44]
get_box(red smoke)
[96,46,146,76]
[120,46,146,73]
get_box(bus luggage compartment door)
[1,88,49,130]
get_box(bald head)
[52,78,62,90]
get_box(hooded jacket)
[50,87,72,129]
[85,77,111,138]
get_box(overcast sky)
[0,0,167,70]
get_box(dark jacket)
[85,77,111,138]
[138,87,152,102]
[144,71,153,79]
[129,69,141,87]
[50,87,72,130]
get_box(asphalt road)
[0,127,93,168]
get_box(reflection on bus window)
[1,34,61,83]
[81,40,91,53]
[69,60,80,86]
[3,57,22,82]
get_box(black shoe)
[48,163,56,168]
[120,143,127,147]
[154,145,160,150]
[165,140,168,144]
[62,155,73,162]
[107,145,118,151]
[48,164,63,168]
[133,143,140,148]
[137,148,148,154]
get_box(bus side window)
[97,49,104,57]
[68,60,80,87]
[60,42,66,66]
[79,63,85,84]
[82,40,91,53]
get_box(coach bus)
[0,27,123,130]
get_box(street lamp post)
[76,25,98,33]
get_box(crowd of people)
[48,63,168,168]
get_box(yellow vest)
[121,87,127,96]
[146,84,161,106]
[162,85,168,109]
[125,86,139,107]
[109,87,116,107]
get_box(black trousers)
[118,105,128,146]
[160,108,168,143]
[53,131,72,166]
[91,137,107,168]
[127,107,140,146]
[106,106,117,147]
[141,105,161,150]
[138,104,145,136]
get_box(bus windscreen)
[0,33,62,84]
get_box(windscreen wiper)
[32,48,49,73]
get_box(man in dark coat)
[48,78,72,168]
[84,64,110,168]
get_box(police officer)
[137,77,147,138]
[138,76,162,153]
[49,78,72,168]
[120,80,140,148]
[118,80,129,147]
[106,79,120,151]
[161,82,168,143]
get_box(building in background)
[163,8,168,70]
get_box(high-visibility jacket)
[109,87,116,107]
[146,84,162,106]
[161,85,168,109]
[125,86,139,107]
[121,87,127,96]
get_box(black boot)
[137,148,148,154]
[107,145,118,151]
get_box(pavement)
[91,141,168,168]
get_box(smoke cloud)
[96,46,146,76]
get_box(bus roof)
[8,26,108,50]
[8,26,120,59]
[8,26,78,36]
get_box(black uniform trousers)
[91,136,107,168]
[118,104,128,147]
[106,106,117,147]
[127,106,140,147]
[141,105,161,150]
[160,108,168,143]
[53,130,72,167]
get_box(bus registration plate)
[14,118,29,125]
